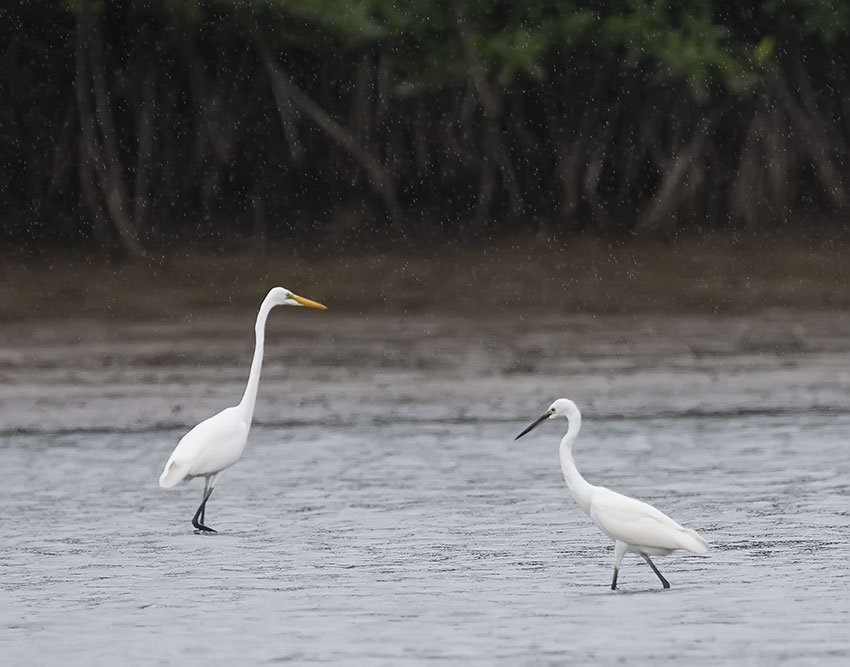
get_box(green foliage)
[6,0,850,248]
[597,2,751,97]
[763,0,850,43]
[752,34,775,67]
[57,0,850,99]
[244,1,775,97]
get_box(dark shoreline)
[3,233,850,321]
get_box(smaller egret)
[159,287,327,533]
[516,399,708,590]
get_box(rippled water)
[2,312,849,664]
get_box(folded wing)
[159,407,249,488]
[589,487,708,553]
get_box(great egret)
[158,287,327,533]
[516,398,708,590]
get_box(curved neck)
[237,296,276,422]
[559,409,595,515]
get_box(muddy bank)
[2,309,850,435]
[3,234,850,320]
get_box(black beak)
[515,413,550,440]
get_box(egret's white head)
[548,398,579,416]
[267,286,327,310]
[515,398,579,439]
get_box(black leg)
[192,487,217,533]
[611,567,619,591]
[200,478,209,524]
[642,553,670,589]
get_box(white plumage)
[158,286,326,533]
[159,407,249,489]
[590,488,709,555]
[516,398,708,589]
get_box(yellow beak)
[292,293,328,310]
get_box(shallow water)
[1,311,849,665]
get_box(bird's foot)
[192,520,218,534]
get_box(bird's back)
[159,407,250,488]
[589,486,708,554]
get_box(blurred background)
[3,3,850,666]
[2,1,850,316]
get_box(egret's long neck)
[559,410,595,515]
[237,297,275,423]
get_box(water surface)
[2,312,849,664]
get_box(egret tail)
[678,527,709,554]
[159,460,189,488]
